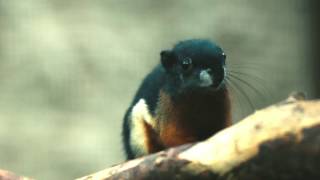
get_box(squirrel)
[122,39,231,160]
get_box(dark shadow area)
[227,125,320,180]
[309,0,320,98]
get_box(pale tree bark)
[0,170,33,180]
[1,94,320,180]
[77,93,320,180]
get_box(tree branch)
[1,94,319,180]
[0,170,33,180]
[78,94,320,180]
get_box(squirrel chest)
[155,90,231,147]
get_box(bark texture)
[78,94,320,180]
[0,170,32,180]
[1,94,320,180]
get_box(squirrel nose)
[199,69,213,87]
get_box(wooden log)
[0,170,33,180]
[78,94,320,180]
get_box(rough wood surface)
[0,170,32,180]
[77,95,320,180]
[1,95,319,180]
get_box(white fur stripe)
[129,99,155,156]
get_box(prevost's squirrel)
[122,39,231,159]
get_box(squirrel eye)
[221,53,226,65]
[222,52,226,59]
[181,57,193,71]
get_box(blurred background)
[0,0,319,179]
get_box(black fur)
[122,65,165,159]
[122,39,228,160]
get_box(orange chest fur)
[154,90,231,148]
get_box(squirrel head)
[160,39,227,96]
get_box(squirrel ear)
[160,50,176,69]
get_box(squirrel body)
[122,39,231,159]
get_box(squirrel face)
[161,39,226,95]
